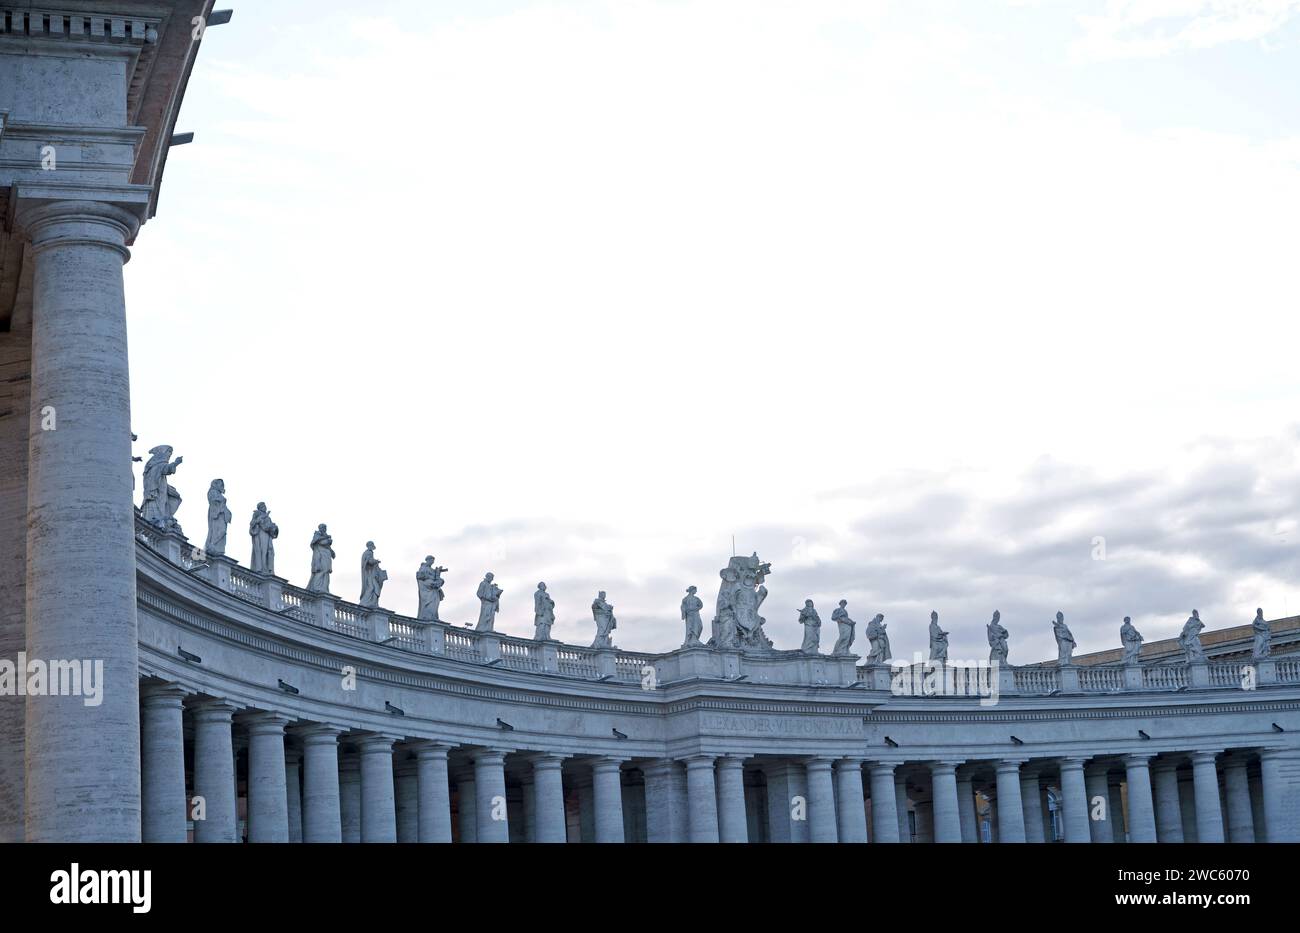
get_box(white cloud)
[1073,0,1300,59]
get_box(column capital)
[410,740,456,761]
[191,698,239,723]
[927,760,962,777]
[140,682,188,708]
[867,761,898,777]
[835,756,867,771]
[470,747,510,766]
[995,759,1028,774]
[240,710,291,736]
[716,754,749,771]
[681,754,717,770]
[293,722,348,746]
[803,756,836,772]
[1123,752,1154,767]
[641,758,682,778]
[1189,749,1221,766]
[15,197,142,259]
[355,732,401,755]
[1056,756,1089,769]
[591,756,628,774]
[1150,755,1186,773]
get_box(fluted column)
[684,756,719,843]
[140,685,188,843]
[1222,757,1254,843]
[590,757,626,843]
[1152,760,1184,843]
[929,762,962,843]
[1084,765,1112,843]
[867,763,900,843]
[805,757,838,843]
[245,712,290,843]
[716,756,750,843]
[831,758,868,843]
[895,774,911,843]
[530,754,568,843]
[413,742,453,843]
[192,700,238,843]
[994,761,1027,843]
[339,750,362,843]
[1189,750,1225,843]
[285,750,303,843]
[394,758,419,843]
[1057,758,1091,843]
[473,749,510,843]
[645,759,688,843]
[1020,769,1045,843]
[357,734,398,843]
[956,770,977,843]
[1123,754,1157,843]
[299,725,343,843]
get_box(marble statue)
[359,542,387,609]
[141,445,183,530]
[1052,611,1076,665]
[831,600,856,655]
[986,610,1009,663]
[476,573,502,632]
[928,611,949,662]
[711,553,773,651]
[865,613,891,663]
[204,479,231,556]
[798,600,821,654]
[416,556,447,621]
[249,502,279,575]
[533,583,555,640]
[307,524,335,594]
[591,591,617,649]
[681,586,704,647]
[1120,616,1143,664]
[1180,609,1206,663]
[1252,608,1271,660]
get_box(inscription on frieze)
[701,713,861,737]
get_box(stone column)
[1222,757,1254,843]
[473,749,510,843]
[1020,769,1045,843]
[805,757,839,843]
[299,725,343,843]
[1152,759,1184,843]
[895,774,911,843]
[413,742,453,843]
[953,770,976,843]
[395,758,420,843]
[1260,749,1300,843]
[1190,751,1225,843]
[716,756,750,843]
[521,776,537,843]
[285,750,303,843]
[1057,758,1091,843]
[644,759,688,843]
[140,684,188,843]
[358,734,398,843]
[456,769,478,843]
[575,776,594,842]
[868,763,900,843]
[592,757,627,843]
[1084,765,1112,843]
[1123,754,1157,843]
[994,761,1027,843]
[1108,781,1127,842]
[834,758,869,843]
[929,762,962,844]
[339,750,362,843]
[245,712,290,843]
[684,756,720,843]
[531,754,568,843]
[192,700,238,843]
[19,200,143,842]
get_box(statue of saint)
[1251,608,1271,660]
[1180,609,1206,663]
[476,572,502,632]
[798,600,821,654]
[865,613,891,663]
[710,553,773,651]
[307,524,335,594]
[1120,616,1143,664]
[533,583,555,640]
[987,610,1009,664]
[248,502,279,575]
[831,600,856,655]
[416,556,447,621]
[1052,611,1076,665]
[928,610,949,662]
[681,586,704,647]
[359,542,387,609]
[141,445,183,530]
[205,479,231,556]
[591,591,617,648]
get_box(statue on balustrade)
[307,524,335,594]
[249,502,279,575]
[928,610,949,662]
[1052,611,1076,665]
[987,610,1009,663]
[205,478,231,556]
[416,556,447,621]
[798,600,821,654]
[476,572,502,632]
[1252,608,1271,660]
[141,445,184,531]
[1180,609,1206,663]
[591,591,618,648]
[681,586,704,647]
[359,542,387,609]
[1120,616,1143,664]
[710,553,774,652]
[865,613,891,663]
[832,600,857,655]
[533,582,555,640]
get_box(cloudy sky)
[127,0,1300,660]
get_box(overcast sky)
[126,0,1300,660]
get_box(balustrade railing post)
[1058,663,1079,692]
[367,609,390,643]
[1256,659,1276,685]
[312,594,335,629]
[996,663,1018,696]
[263,576,285,612]
[1123,664,1143,690]
[596,647,617,679]
[478,632,501,664]
[156,528,186,565]
[425,621,446,655]
[867,663,894,691]
[1188,661,1209,688]
[200,553,236,591]
[540,641,559,673]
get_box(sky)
[126,0,1300,660]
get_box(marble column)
[1057,758,1091,843]
[192,700,238,843]
[591,757,626,843]
[929,762,962,844]
[473,748,510,843]
[869,763,901,843]
[394,758,419,843]
[994,761,1027,843]
[1123,754,1157,843]
[358,734,398,843]
[1020,769,1045,843]
[1084,765,1112,842]
[456,769,478,843]
[1190,751,1225,844]
[645,759,688,843]
[1178,774,1198,843]
[684,756,720,843]
[531,754,568,843]
[285,750,303,843]
[19,200,143,842]
[1260,749,1299,843]
[715,756,750,843]
[521,776,537,843]
[956,770,978,843]
[834,758,869,843]
[1222,756,1255,843]
[413,741,453,843]
[339,750,362,843]
[300,725,343,843]
[140,684,188,843]
[1152,760,1184,843]
[805,757,839,843]
[245,712,290,843]
[895,774,911,843]
[1108,782,1127,842]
